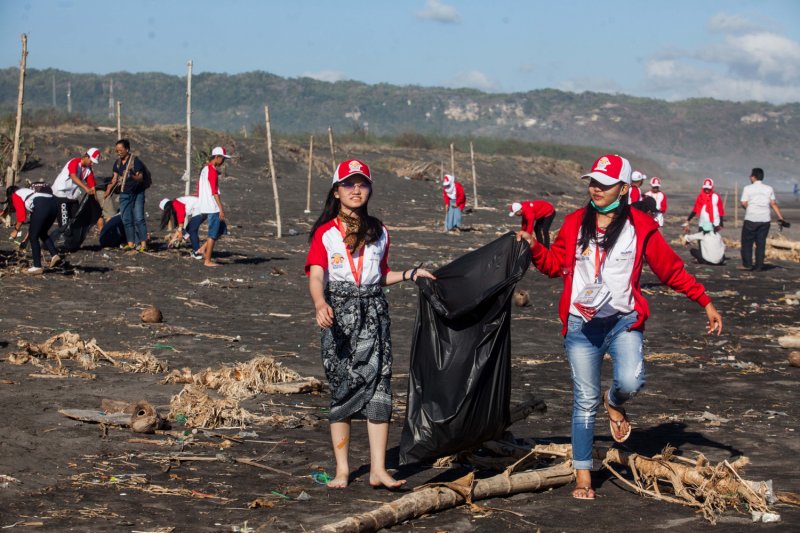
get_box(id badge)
[574,283,606,307]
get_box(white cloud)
[301,70,346,83]
[644,13,800,103]
[416,0,460,24]
[446,70,498,91]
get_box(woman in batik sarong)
[305,159,434,489]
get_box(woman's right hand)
[515,230,533,245]
[315,302,334,329]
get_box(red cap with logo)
[581,154,632,186]
[332,159,372,185]
[702,178,714,190]
[86,147,101,164]
[650,176,662,187]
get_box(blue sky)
[1,0,799,103]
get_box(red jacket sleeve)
[456,183,467,210]
[531,224,568,278]
[691,194,702,216]
[86,170,96,189]
[11,193,26,223]
[644,229,710,307]
[522,204,536,234]
[67,158,80,175]
[304,227,328,275]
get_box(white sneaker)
[25,267,44,275]
[49,255,62,268]
[191,251,204,260]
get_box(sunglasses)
[338,181,371,191]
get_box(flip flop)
[604,392,632,443]
[572,486,596,500]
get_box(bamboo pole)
[305,135,314,214]
[6,33,27,188]
[66,81,72,114]
[328,126,336,172]
[734,182,739,229]
[184,60,192,195]
[449,142,455,177]
[264,105,282,238]
[116,100,122,140]
[470,141,478,208]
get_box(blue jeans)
[185,214,207,252]
[119,192,147,245]
[564,311,645,470]
[445,205,462,230]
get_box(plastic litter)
[296,491,311,501]
[310,471,332,485]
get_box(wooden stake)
[305,135,314,214]
[328,126,336,172]
[449,142,455,177]
[115,100,122,140]
[66,81,72,114]
[734,182,739,229]
[470,141,478,208]
[184,60,193,195]
[264,105,282,238]
[6,33,27,188]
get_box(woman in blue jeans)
[521,154,722,500]
[107,139,148,251]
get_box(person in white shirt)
[683,222,725,265]
[740,168,785,271]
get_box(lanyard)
[336,219,365,286]
[594,244,608,283]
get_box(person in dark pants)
[107,139,148,252]
[739,168,785,271]
[509,200,557,248]
[3,186,61,275]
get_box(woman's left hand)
[704,302,722,336]
[412,268,436,281]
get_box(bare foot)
[327,471,349,489]
[204,261,220,267]
[369,470,407,489]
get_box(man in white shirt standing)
[197,146,230,267]
[740,168,785,271]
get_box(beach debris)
[169,385,250,429]
[141,305,163,323]
[0,474,20,488]
[161,355,322,400]
[778,335,800,349]
[140,322,240,343]
[6,332,168,376]
[513,289,531,307]
[60,399,166,433]
[788,351,800,367]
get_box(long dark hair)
[308,184,383,246]
[578,194,632,253]
[160,200,176,230]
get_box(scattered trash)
[513,289,530,307]
[788,351,800,367]
[764,410,788,417]
[751,510,781,523]
[0,474,20,488]
[696,411,730,424]
[270,490,291,500]
[311,470,332,485]
[296,490,311,501]
[238,431,258,438]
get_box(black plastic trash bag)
[51,193,101,252]
[399,232,532,465]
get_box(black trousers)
[740,220,770,269]
[534,212,556,248]
[690,247,723,266]
[29,197,59,268]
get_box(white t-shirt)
[52,157,93,200]
[570,221,637,318]
[684,231,725,265]
[13,187,52,212]
[197,164,220,214]
[741,181,776,223]
[305,219,390,285]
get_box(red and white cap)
[509,202,523,217]
[650,176,662,187]
[631,170,645,182]
[581,154,632,186]
[332,159,372,185]
[442,174,454,187]
[702,178,714,189]
[211,146,231,159]
[86,147,101,164]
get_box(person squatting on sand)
[159,195,203,253]
[107,139,149,252]
[3,184,61,275]
[509,199,556,248]
[197,147,230,267]
[645,176,667,227]
[739,167,786,272]
[51,148,100,231]
[305,159,435,490]
[442,174,466,232]
[683,221,726,265]
[685,178,725,233]
[517,154,723,500]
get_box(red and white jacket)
[629,186,642,204]
[197,164,220,214]
[10,188,53,223]
[443,182,467,210]
[305,219,390,285]
[645,190,667,213]
[52,157,95,200]
[173,195,201,226]
[518,200,556,234]
[530,207,710,335]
